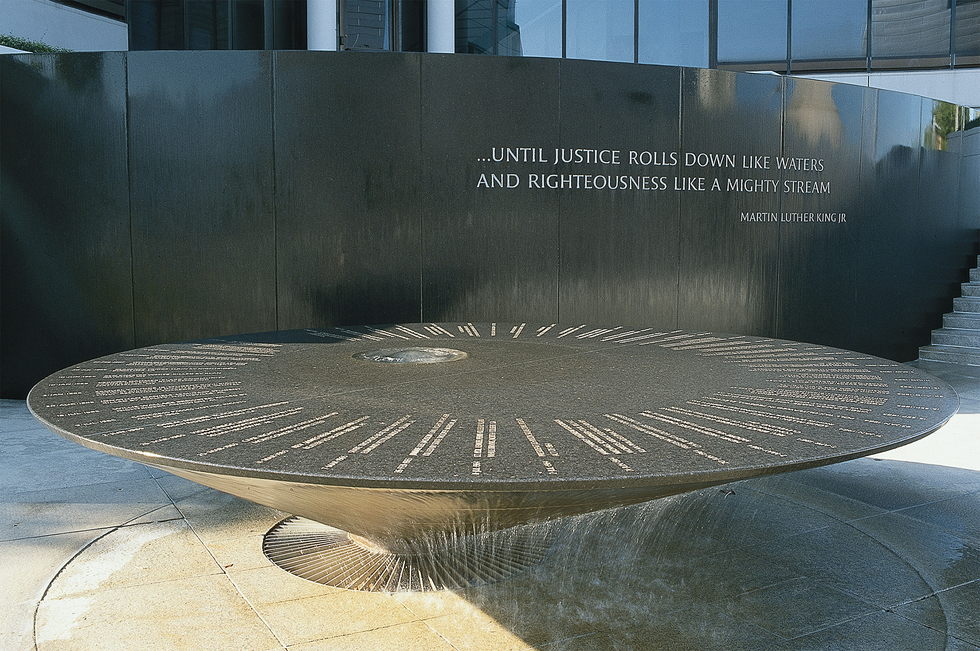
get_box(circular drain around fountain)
[262,516,555,592]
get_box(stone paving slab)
[2,359,979,650]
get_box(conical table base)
[262,516,556,592]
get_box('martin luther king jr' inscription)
[28,323,957,589]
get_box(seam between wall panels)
[775,76,786,339]
[271,50,279,331]
[419,54,424,323]
[124,52,138,348]
[556,58,562,324]
[675,68,683,330]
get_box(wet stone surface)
[28,323,958,490]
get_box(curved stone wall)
[2,51,978,397]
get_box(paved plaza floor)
[1,360,978,651]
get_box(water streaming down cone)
[262,516,557,592]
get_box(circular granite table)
[28,323,958,590]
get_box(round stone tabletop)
[28,323,958,491]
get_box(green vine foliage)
[0,34,72,53]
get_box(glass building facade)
[453,0,979,70]
[128,0,979,73]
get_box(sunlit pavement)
[1,360,978,650]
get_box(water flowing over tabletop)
[28,323,958,590]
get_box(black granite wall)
[2,52,977,397]
[127,51,278,345]
[1,54,133,396]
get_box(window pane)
[566,0,634,63]
[186,1,225,49]
[955,0,980,58]
[718,0,787,63]
[638,0,709,67]
[345,0,390,50]
[502,0,561,57]
[792,0,867,60]
[457,0,495,54]
[872,0,950,59]
[230,1,264,50]
[398,0,425,52]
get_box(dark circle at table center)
[353,346,468,364]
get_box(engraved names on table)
[32,324,948,482]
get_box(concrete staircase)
[919,256,980,365]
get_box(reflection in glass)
[510,0,561,58]
[638,0,709,68]
[566,0,634,63]
[926,101,967,150]
[344,0,391,50]
[128,0,307,50]
[792,0,867,61]
[786,81,844,148]
[717,0,787,63]
[955,0,980,58]
[829,83,867,149]
[457,0,493,54]
[458,0,557,56]
[186,1,228,49]
[496,0,522,55]
[968,109,980,135]
[874,91,923,162]
[456,0,976,69]
[398,0,425,52]
[872,0,950,59]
